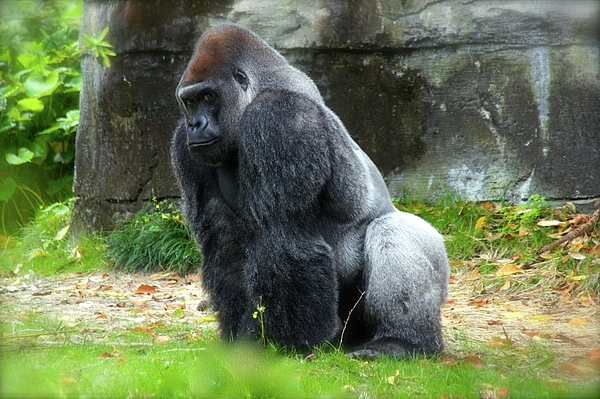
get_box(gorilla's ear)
[233,69,249,91]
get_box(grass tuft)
[106,198,201,275]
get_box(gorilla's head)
[176,24,321,166]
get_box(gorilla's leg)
[350,211,449,359]
[241,225,341,349]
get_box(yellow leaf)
[499,280,511,291]
[387,370,399,385]
[569,318,587,326]
[529,315,551,322]
[496,264,523,276]
[475,216,486,231]
[502,312,525,319]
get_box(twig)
[537,208,599,254]
[338,288,364,348]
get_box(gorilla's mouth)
[188,138,220,150]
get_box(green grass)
[0,199,106,277]
[106,199,202,275]
[1,313,598,399]
[1,197,599,398]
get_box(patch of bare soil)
[1,269,599,375]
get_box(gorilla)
[171,24,450,358]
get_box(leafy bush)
[0,1,114,235]
[106,199,202,275]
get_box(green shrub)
[106,199,202,275]
[0,0,114,235]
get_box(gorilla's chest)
[216,157,239,213]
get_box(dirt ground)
[1,269,599,377]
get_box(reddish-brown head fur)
[182,25,258,85]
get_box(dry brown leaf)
[462,355,484,368]
[498,280,511,291]
[496,264,523,276]
[559,362,589,375]
[589,349,600,368]
[468,300,486,307]
[465,269,480,281]
[135,284,157,295]
[99,352,115,359]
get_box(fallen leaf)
[118,358,128,363]
[568,252,587,260]
[529,315,551,322]
[386,369,399,385]
[468,300,486,307]
[537,220,562,227]
[55,225,70,240]
[569,317,587,325]
[445,300,456,306]
[498,280,511,291]
[465,269,480,281]
[462,355,484,368]
[496,264,523,276]
[559,362,588,375]
[502,312,524,319]
[99,352,115,359]
[589,349,600,368]
[135,284,157,295]
[488,336,510,348]
[96,313,108,319]
[475,216,486,231]
[154,335,170,345]
[61,378,77,385]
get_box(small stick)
[339,288,364,349]
[538,208,599,254]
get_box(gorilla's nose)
[188,114,208,135]
[187,115,220,147]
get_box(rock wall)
[72,0,600,235]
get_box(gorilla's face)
[177,68,250,166]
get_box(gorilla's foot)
[346,337,425,360]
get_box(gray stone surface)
[73,0,600,235]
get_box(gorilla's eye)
[202,93,214,103]
[233,69,249,91]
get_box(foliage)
[0,0,114,235]
[106,199,202,275]
[0,198,106,276]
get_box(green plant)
[0,198,106,276]
[252,296,267,347]
[106,199,202,274]
[498,194,548,235]
[0,1,114,235]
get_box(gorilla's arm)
[171,122,250,338]
[237,90,341,347]
[238,90,332,223]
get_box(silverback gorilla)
[171,24,450,358]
